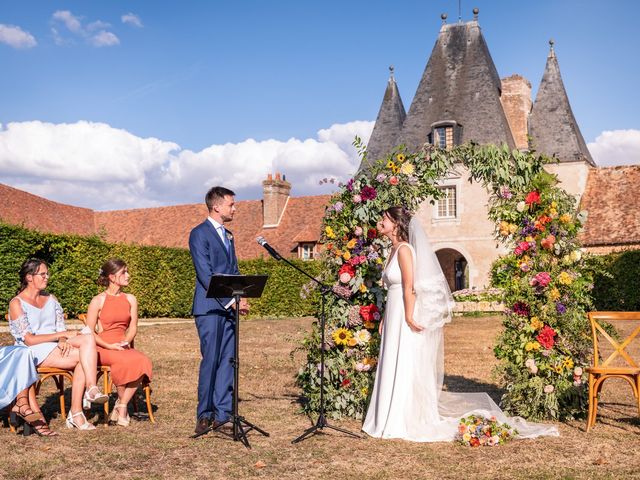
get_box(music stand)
[192,274,270,449]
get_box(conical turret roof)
[362,67,406,169]
[529,42,595,165]
[399,20,515,150]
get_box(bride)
[362,206,558,442]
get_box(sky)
[1,0,639,210]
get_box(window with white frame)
[436,186,457,218]
[299,243,314,260]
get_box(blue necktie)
[219,226,229,252]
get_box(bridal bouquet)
[456,414,516,447]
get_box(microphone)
[256,236,282,260]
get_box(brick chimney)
[262,172,291,227]
[500,75,532,150]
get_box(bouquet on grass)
[456,414,517,447]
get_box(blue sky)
[1,0,639,209]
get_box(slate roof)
[529,44,595,166]
[398,20,515,152]
[579,166,640,247]
[362,68,406,168]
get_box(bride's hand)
[378,320,384,336]
[405,317,424,332]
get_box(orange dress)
[96,294,152,386]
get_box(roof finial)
[473,7,479,21]
[549,38,555,57]
[441,12,448,24]
[389,65,395,81]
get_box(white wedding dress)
[362,219,558,442]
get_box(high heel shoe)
[109,401,130,427]
[23,417,59,437]
[65,410,96,430]
[9,397,42,427]
[84,385,108,405]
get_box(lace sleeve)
[9,312,33,344]
[54,300,67,332]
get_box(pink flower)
[543,385,554,394]
[352,194,362,203]
[530,272,552,288]
[354,226,363,236]
[389,176,399,186]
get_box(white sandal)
[84,385,109,405]
[66,410,96,430]
[109,401,130,427]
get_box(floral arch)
[296,140,593,421]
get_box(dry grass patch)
[1,316,640,479]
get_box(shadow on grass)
[443,374,504,403]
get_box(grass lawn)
[2,315,640,480]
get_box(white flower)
[544,385,554,394]
[570,250,582,262]
[516,201,526,212]
[354,329,371,345]
[574,366,583,376]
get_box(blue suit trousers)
[195,311,235,422]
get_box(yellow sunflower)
[396,153,406,162]
[332,328,353,346]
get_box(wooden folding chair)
[586,311,640,431]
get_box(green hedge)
[588,250,640,311]
[1,222,319,318]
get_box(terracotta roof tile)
[0,183,95,236]
[579,165,640,246]
[95,195,330,260]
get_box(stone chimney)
[262,172,291,227]
[500,75,532,150]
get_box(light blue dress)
[9,296,65,366]
[0,346,38,409]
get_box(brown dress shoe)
[194,417,211,435]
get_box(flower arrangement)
[296,138,587,421]
[490,170,593,420]
[456,414,516,447]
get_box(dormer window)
[428,121,461,150]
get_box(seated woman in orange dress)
[85,258,153,427]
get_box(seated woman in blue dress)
[8,258,108,431]
[0,346,57,436]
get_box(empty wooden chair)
[586,311,640,431]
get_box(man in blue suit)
[189,186,248,435]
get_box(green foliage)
[587,250,640,310]
[490,171,592,420]
[0,222,318,318]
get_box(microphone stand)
[257,240,361,443]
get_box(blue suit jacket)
[189,220,240,316]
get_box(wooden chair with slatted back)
[586,311,640,431]
[78,313,155,423]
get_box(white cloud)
[0,24,37,49]
[121,13,143,28]
[588,129,640,167]
[51,10,119,47]
[90,31,120,47]
[0,120,374,210]
[52,10,83,34]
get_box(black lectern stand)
[192,274,269,448]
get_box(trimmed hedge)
[589,250,640,311]
[1,223,319,318]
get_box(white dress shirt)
[207,216,235,309]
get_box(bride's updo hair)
[384,206,412,242]
[97,258,127,287]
